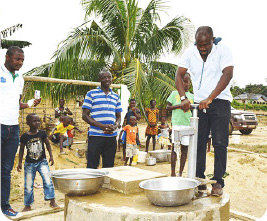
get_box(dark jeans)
[1,124,20,211]
[87,136,117,169]
[196,99,231,187]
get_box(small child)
[158,116,172,150]
[145,100,159,152]
[65,118,83,150]
[119,116,141,166]
[166,72,193,177]
[17,113,59,212]
[48,116,82,154]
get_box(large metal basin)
[148,149,171,162]
[50,168,109,196]
[139,177,201,206]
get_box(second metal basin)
[148,149,171,162]
[50,168,109,196]
[139,177,201,206]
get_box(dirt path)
[9,123,267,219]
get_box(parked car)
[229,107,258,135]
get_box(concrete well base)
[102,166,167,194]
[64,189,230,221]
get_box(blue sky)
[1,0,267,88]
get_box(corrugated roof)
[233,93,267,101]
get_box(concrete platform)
[102,166,167,194]
[64,189,230,221]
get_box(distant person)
[158,116,171,150]
[0,46,41,218]
[17,113,59,212]
[65,118,83,150]
[119,116,141,166]
[125,99,141,124]
[166,72,194,177]
[48,116,82,154]
[145,100,159,152]
[176,26,234,196]
[82,69,122,169]
[54,98,73,118]
[119,99,141,160]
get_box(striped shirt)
[82,87,122,137]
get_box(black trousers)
[87,136,117,169]
[196,99,231,187]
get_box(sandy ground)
[9,122,267,220]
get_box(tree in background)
[27,0,194,112]
[0,24,31,49]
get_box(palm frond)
[51,21,122,80]
[140,16,195,61]
[148,61,178,78]
[1,24,23,38]
[82,0,127,50]
[116,58,152,114]
[1,39,32,49]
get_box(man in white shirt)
[0,46,40,217]
[176,26,234,196]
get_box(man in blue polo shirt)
[0,46,41,218]
[82,69,122,169]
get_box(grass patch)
[65,158,78,165]
[237,156,255,165]
[229,144,267,154]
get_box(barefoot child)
[48,116,82,154]
[119,116,141,166]
[166,73,193,177]
[65,118,83,150]
[17,113,59,212]
[158,116,172,150]
[145,100,159,152]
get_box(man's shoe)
[211,183,223,196]
[198,184,207,191]
[3,208,22,218]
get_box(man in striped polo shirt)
[82,69,122,169]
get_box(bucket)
[132,154,138,165]
[232,135,240,144]
[137,151,147,163]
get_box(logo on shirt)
[1,77,6,83]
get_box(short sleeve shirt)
[167,91,194,126]
[123,125,138,144]
[52,123,75,135]
[20,130,47,163]
[82,87,123,137]
[0,64,24,125]
[178,44,234,103]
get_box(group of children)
[17,72,193,211]
[16,99,82,212]
[118,72,194,174]
[118,72,194,178]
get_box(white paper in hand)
[27,99,35,107]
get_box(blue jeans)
[24,159,55,206]
[1,124,20,211]
[196,99,231,187]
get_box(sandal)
[59,151,67,155]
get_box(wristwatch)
[180,95,187,101]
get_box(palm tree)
[28,0,194,111]
[0,24,32,49]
